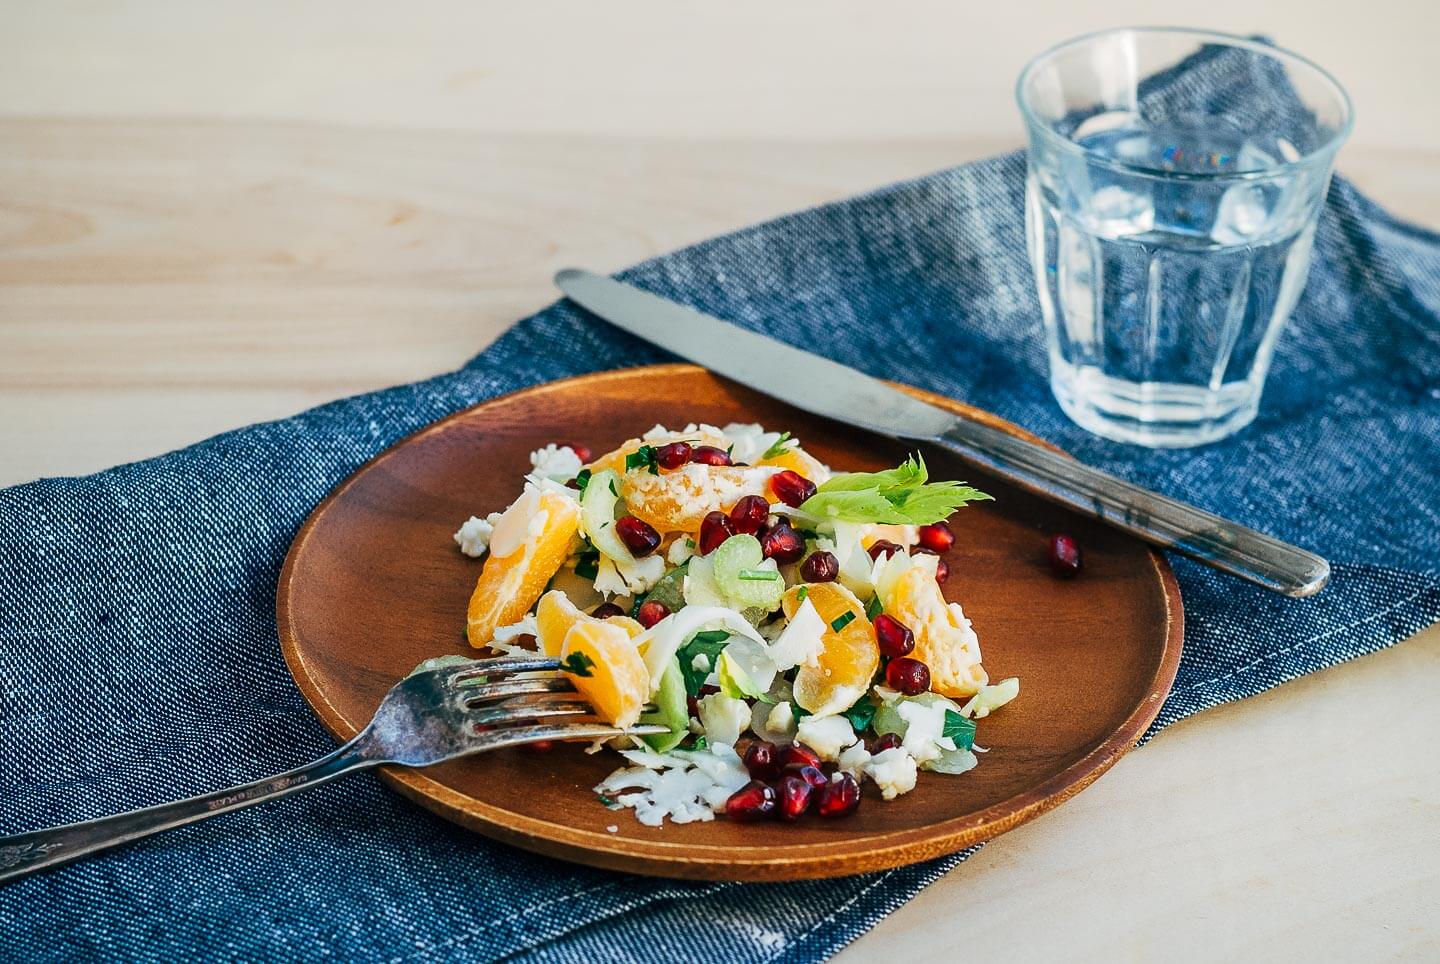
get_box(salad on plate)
[444,422,1019,826]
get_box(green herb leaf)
[608,477,619,497]
[791,701,812,719]
[798,453,992,525]
[830,611,856,632]
[560,652,596,677]
[574,546,600,580]
[795,586,809,603]
[942,709,977,751]
[677,631,731,696]
[597,793,618,808]
[762,431,794,459]
[737,568,780,581]
[624,445,660,475]
[691,735,708,751]
[865,595,883,621]
[843,697,878,733]
[573,468,592,494]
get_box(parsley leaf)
[608,477,619,497]
[798,453,992,525]
[691,735,708,751]
[560,652,596,677]
[942,709,976,750]
[678,631,731,696]
[830,611,856,632]
[574,545,600,580]
[762,431,794,460]
[573,468,592,494]
[843,696,878,733]
[624,445,660,475]
[865,595,883,621]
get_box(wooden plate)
[277,364,1182,880]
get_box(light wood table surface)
[3,3,1437,960]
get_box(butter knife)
[554,268,1329,597]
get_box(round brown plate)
[277,364,1182,881]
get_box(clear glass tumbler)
[1017,28,1353,447]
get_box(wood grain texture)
[277,366,1183,879]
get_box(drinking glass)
[1017,28,1353,446]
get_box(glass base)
[1051,361,1260,448]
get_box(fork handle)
[0,740,374,884]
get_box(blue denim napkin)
[3,48,1438,963]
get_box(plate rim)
[277,363,1184,880]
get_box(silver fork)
[0,656,664,883]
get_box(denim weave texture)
[2,48,1438,963]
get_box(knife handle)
[928,419,1329,597]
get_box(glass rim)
[1015,26,1355,182]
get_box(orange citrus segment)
[782,582,880,717]
[537,589,644,656]
[466,490,581,648]
[757,444,830,483]
[560,620,649,728]
[882,567,987,697]
[624,464,777,533]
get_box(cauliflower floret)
[795,714,856,761]
[453,512,502,557]
[835,739,872,775]
[719,422,784,466]
[863,747,918,800]
[698,693,751,747]
[529,444,583,482]
[667,537,696,565]
[594,554,666,597]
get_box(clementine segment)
[882,567,987,697]
[560,620,649,728]
[781,582,880,717]
[465,491,581,648]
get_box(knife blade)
[554,268,1329,598]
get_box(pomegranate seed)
[591,602,626,619]
[698,511,736,555]
[769,469,817,508]
[917,522,955,554]
[686,695,700,719]
[698,683,721,697]
[636,600,670,629]
[934,556,950,585]
[614,515,662,557]
[886,656,931,695]
[776,774,815,821]
[785,764,828,789]
[873,613,915,658]
[743,741,780,781]
[867,539,902,561]
[1049,533,1082,577]
[816,772,861,818]
[799,550,839,583]
[520,739,555,754]
[873,732,903,753]
[691,445,733,466]
[564,443,594,464]
[729,495,771,535]
[777,742,822,771]
[564,478,581,490]
[655,441,692,470]
[724,780,777,821]
[759,522,805,564]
